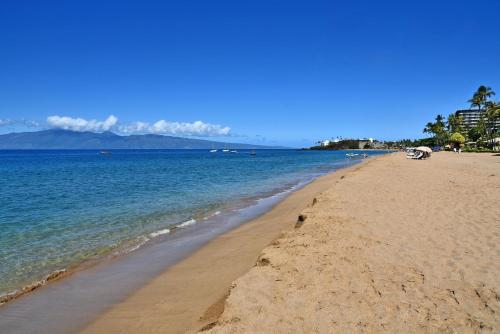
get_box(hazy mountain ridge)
[0,130,280,149]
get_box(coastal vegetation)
[384,86,499,151]
[421,85,499,151]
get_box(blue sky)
[1,0,499,147]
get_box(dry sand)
[206,152,500,333]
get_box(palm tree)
[435,115,447,146]
[468,93,482,112]
[475,116,488,144]
[423,122,434,134]
[469,86,496,112]
[435,114,445,127]
[479,85,496,101]
[485,102,500,147]
[447,113,463,134]
[423,115,447,146]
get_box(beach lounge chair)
[412,151,423,159]
[405,148,416,159]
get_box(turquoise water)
[0,149,384,296]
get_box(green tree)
[449,132,465,147]
[475,116,488,146]
[465,86,496,146]
[485,102,499,129]
[468,85,496,112]
[423,122,434,135]
[469,93,482,112]
[446,113,463,134]
[468,127,482,142]
[485,102,500,147]
[423,115,447,146]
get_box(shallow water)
[0,149,384,296]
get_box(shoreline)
[79,156,380,333]
[0,156,344,306]
[0,154,379,334]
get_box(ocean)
[0,149,385,297]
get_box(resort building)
[455,109,500,130]
[455,109,482,128]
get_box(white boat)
[222,149,230,152]
[230,150,238,153]
[346,153,367,159]
[210,149,218,153]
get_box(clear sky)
[1,0,499,147]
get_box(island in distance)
[0,129,282,150]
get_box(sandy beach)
[81,152,499,333]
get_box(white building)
[320,140,331,147]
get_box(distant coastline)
[307,138,389,150]
[0,129,286,150]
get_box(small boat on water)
[250,150,256,156]
[99,150,111,155]
[210,149,218,153]
[346,153,368,159]
[230,150,238,153]
[222,149,230,152]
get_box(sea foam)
[178,218,196,228]
[149,228,171,238]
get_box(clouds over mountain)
[47,115,118,132]
[118,120,231,136]
[0,119,14,126]
[44,115,232,137]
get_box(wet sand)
[80,157,375,333]
[207,152,500,333]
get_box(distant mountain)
[0,130,281,149]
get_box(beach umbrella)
[416,146,432,153]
